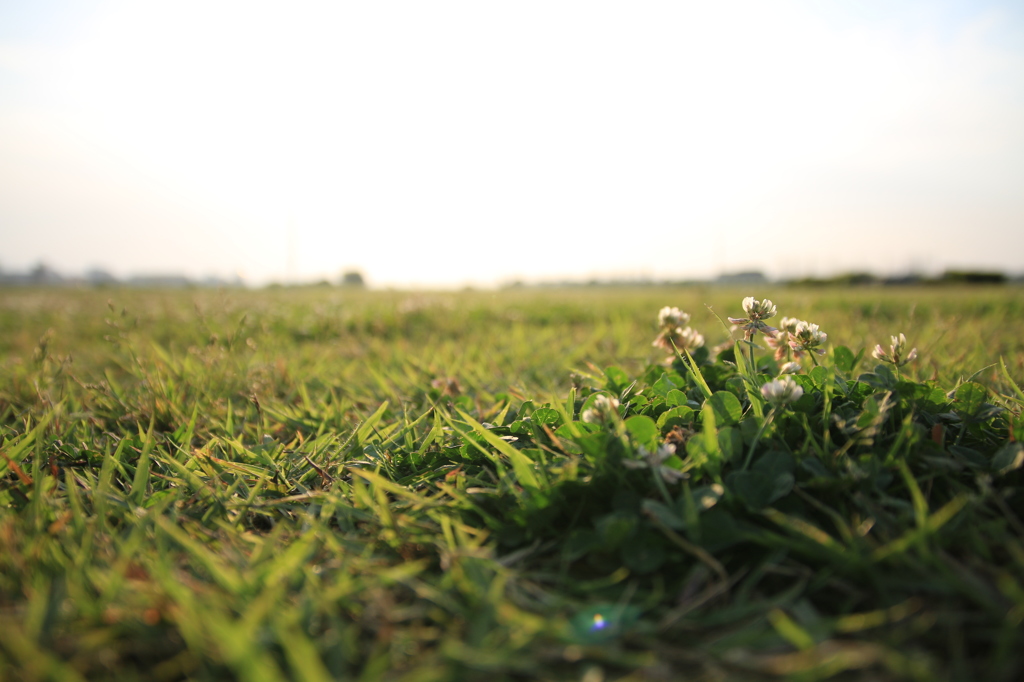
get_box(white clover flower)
[653,325,704,353]
[623,443,687,483]
[728,297,778,340]
[742,297,777,321]
[581,394,620,423]
[871,344,884,360]
[765,331,792,361]
[872,333,918,367]
[676,327,704,351]
[779,361,802,375]
[789,321,827,356]
[658,306,690,329]
[779,317,801,333]
[760,376,803,407]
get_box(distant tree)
[340,270,366,288]
[716,271,768,285]
[86,269,118,287]
[30,263,62,284]
[844,272,877,286]
[940,270,1006,284]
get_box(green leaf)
[717,426,743,463]
[174,402,200,447]
[1000,357,1024,406]
[665,389,689,407]
[752,449,796,479]
[690,483,725,511]
[274,620,337,682]
[531,407,561,426]
[707,391,743,426]
[698,402,721,462]
[574,432,609,459]
[992,443,1024,475]
[768,608,816,651]
[650,373,678,398]
[553,423,584,453]
[153,516,243,594]
[954,382,987,417]
[872,495,969,561]
[724,448,794,507]
[604,366,631,392]
[625,415,659,450]
[657,405,694,432]
[628,394,650,409]
[677,347,713,401]
[355,401,390,445]
[675,484,726,541]
[509,419,531,435]
[129,417,157,506]
[833,345,857,373]
[596,511,637,548]
[859,368,896,390]
[725,376,746,400]
[914,384,950,413]
[946,445,985,469]
[453,409,545,493]
[641,498,684,530]
[726,469,794,510]
[809,365,831,390]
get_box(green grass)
[1,285,1023,681]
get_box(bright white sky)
[1,0,1023,287]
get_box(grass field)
[1,284,1023,681]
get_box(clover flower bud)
[658,306,690,329]
[760,376,803,406]
[872,333,918,367]
[581,394,620,423]
[728,297,778,340]
[779,361,802,375]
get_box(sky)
[1,0,1023,288]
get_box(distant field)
[1,285,1023,680]
[3,284,1022,396]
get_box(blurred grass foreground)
[1,285,1023,681]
